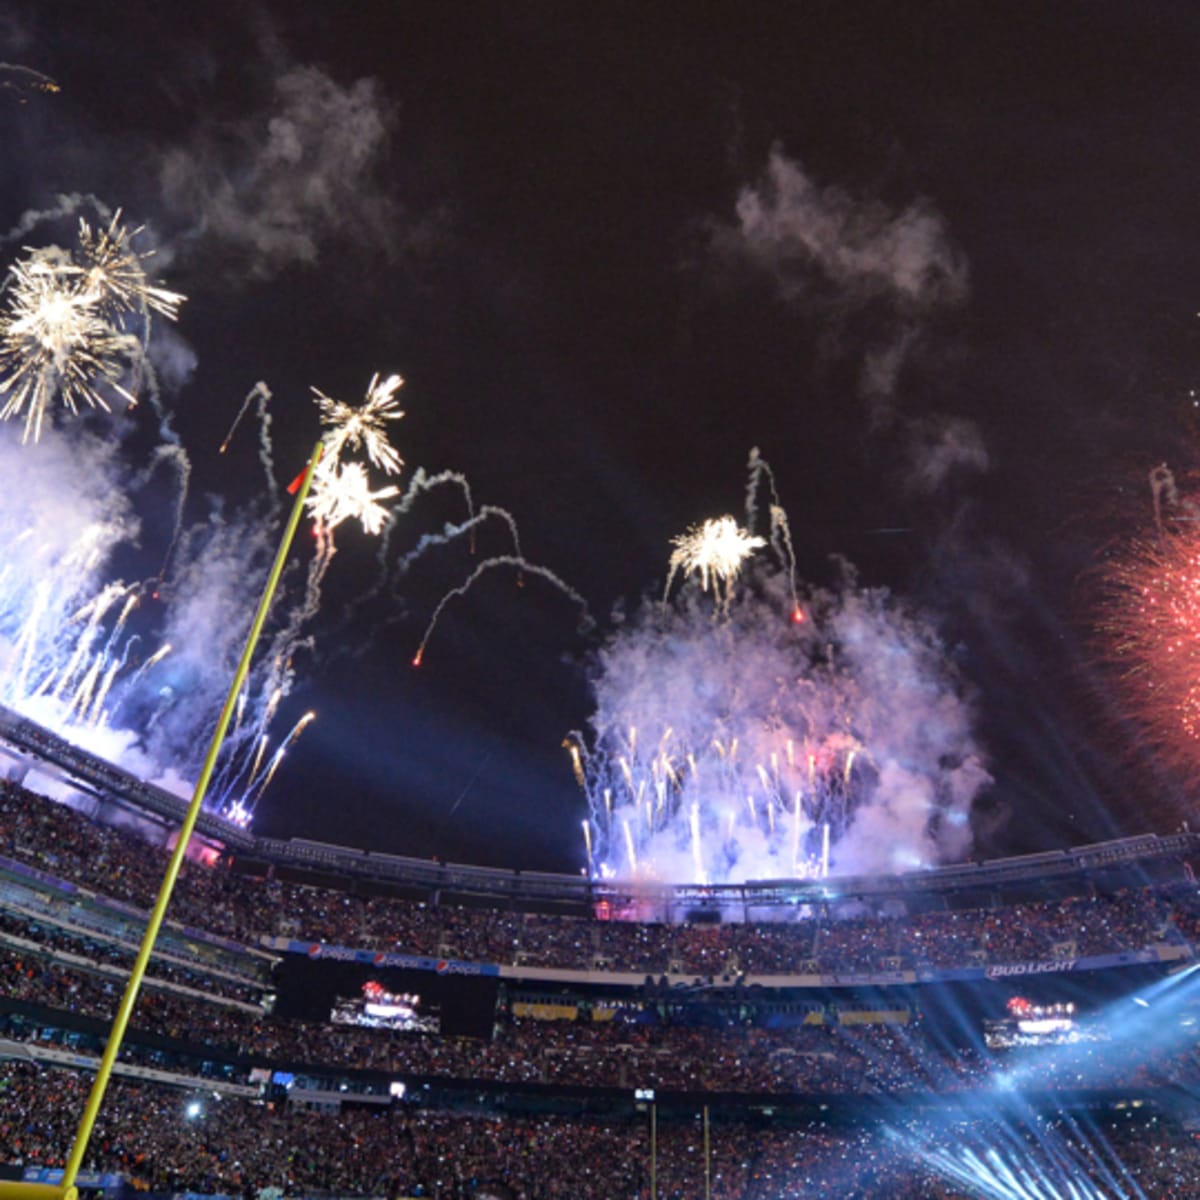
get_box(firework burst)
[308,459,400,535]
[77,212,185,323]
[1099,523,1200,774]
[664,515,765,614]
[313,371,404,475]
[0,256,137,440]
[0,215,185,441]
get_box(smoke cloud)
[727,147,968,311]
[579,563,990,885]
[159,64,400,277]
[0,417,294,811]
[714,147,986,495]
[904,415,990,494]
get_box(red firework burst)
[1102,525,1200,771]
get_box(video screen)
[273,955,500,1040]
[331,979,439,1033]
[984,995,1108,1050]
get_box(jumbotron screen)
[331,979,439,1033]
[983,996,1108,1051]
[273,955,500,1040]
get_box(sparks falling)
[573,453,990,885]
[308,460,400,535]
[664,515,765,615]
[313,372,405,475]
[1099,520,1200,777]
[0,216,185,442]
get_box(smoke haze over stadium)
[1,2,1199,877]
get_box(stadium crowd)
[6,782,1200,1196]
[7,923,1200,1102]
[2,780,1195,980]
[0,909,265,1004]
[3,1061,1200,1199]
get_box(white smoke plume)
[0,414,304,815]
[904,415,990,494]
[726,147,968,312]
[122,505,276,773]
[578,564,989,884]
[0,425,137,698]
[159,64,400,277]
[715,147,986,494]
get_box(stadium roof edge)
[2,702,1197,909]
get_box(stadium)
[5,5,1200,1200]
[2,706,1200,1199]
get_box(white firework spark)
[77,212,185,322]
[664,515,765,612]
[0,255,137,441]
[0,214,186,442]
[313,371,404,475]
[308,459,400,535]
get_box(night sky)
[3,2,1200,874]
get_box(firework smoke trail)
[412,555,592,667]
[745,447,801,616]
[370,504,528,634]
[744,446,780,531]
[1150,463,1180,540]
[1,195,107,246]
[385,468,475,541]
[325,468,479,645]
[131,441,192,583]
[220,380,271,454]
[1147,462,1200,539]
[0,64,60,102]
[218,382,280,525]
[577,541,988,886]
[250,383,276,491]
[391,505,523,576]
